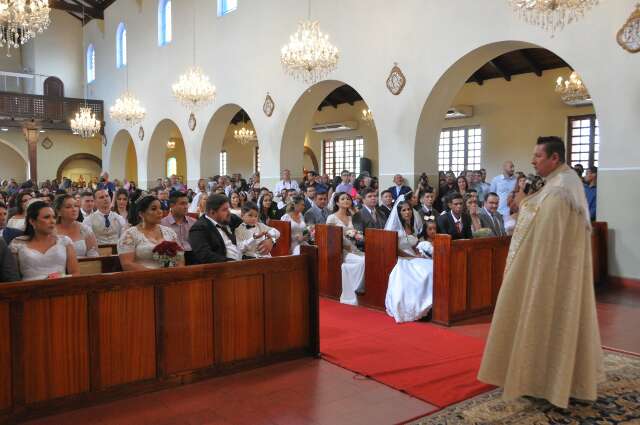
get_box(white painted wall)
[0,129,102,181]
[77,0,640,279]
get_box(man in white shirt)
[79,191,95,220]
[274,169,300,194]
[85,189,127,244]
[490,161,517,218]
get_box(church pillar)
[22,124,40,183]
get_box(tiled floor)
[24,282,640,425]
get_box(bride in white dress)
[326,192,365,305]
[53,194,99,258]
[385,195,434,323]
[118,196,181,270]
[280,195,308,255]
[9,200,80,280]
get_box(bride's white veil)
[384,194,423,236]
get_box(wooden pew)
[314,224,343,299]
[268,219,292,257]
[432,234,511,326]
[591,221,608,285]
[78,255,122,275]
[360,229,398,309]
[97,244,117,256]
[0,250,319,423]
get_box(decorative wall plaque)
[617,4,640,53]
[138,126,145,141]
[263,93,275,117]
[41,137,53,150]
[386,62,406,95]
[188,113,197,131]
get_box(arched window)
[158,0,172,46]
[86,44,96,83]
[116,22,127,69]
[167,157,177,177]
[218,0,237,16]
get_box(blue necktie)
[104,214,111,228]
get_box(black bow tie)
[245,225,255,229]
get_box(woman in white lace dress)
[10,201,79,280]
[326,192,365,306]
[281,195,308,255]
[385,196,434,323]
[53,194,99,258]
[7,191,33,231]
[118,195,181,271]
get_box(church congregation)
[0,0,637,424]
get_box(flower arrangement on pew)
[416,240,434,258]
[152,241,184,268]
[344,228,364,242]
[303,224,316,243]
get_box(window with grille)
[220,151,228,175]
[322,138,364,179]
[86,44,96,83]
[254,146,261,173]
[116,23,127,68]
[218,0,237,16]
[438,126,482,174]
[568,115,599,168]
[158,0,172,46]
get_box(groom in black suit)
[436,192,473,240]
[188,194,274,264]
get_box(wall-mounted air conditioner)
[311,121,358,133]
[445,105,473,120]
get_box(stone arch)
[56,153,102,182]
[281,80,379,180]
[414,40,600,179]
[147,118,187,184]
[201,104,259,177]
[0,138,28,181]
[109,129,138,182]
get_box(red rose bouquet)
[152,241,184,268]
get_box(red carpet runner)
[319,298,494,408]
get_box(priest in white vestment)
[478,136,603,408]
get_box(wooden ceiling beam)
[519,50,543,77]
[468,71,484,86]
[489,60,511,81]
[49,0,104,20]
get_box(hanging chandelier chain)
[508,0,600,33]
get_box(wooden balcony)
[0,91,104,131]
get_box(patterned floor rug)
[409,351,640,425]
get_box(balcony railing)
[0,91,104,130]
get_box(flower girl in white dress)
[384,195,434,323]
[326,192,365,305]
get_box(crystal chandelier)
[555,71,591,105]
[234,127,256,145]
[281,19,339,85]
[109,91,146,127]
[0,0,51,56]
[172,66,216,111]
[71,107,101,138]
[361,109,373,124]
[71,11,101,139]
[508,0,599,33]
[172,1,215,112]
